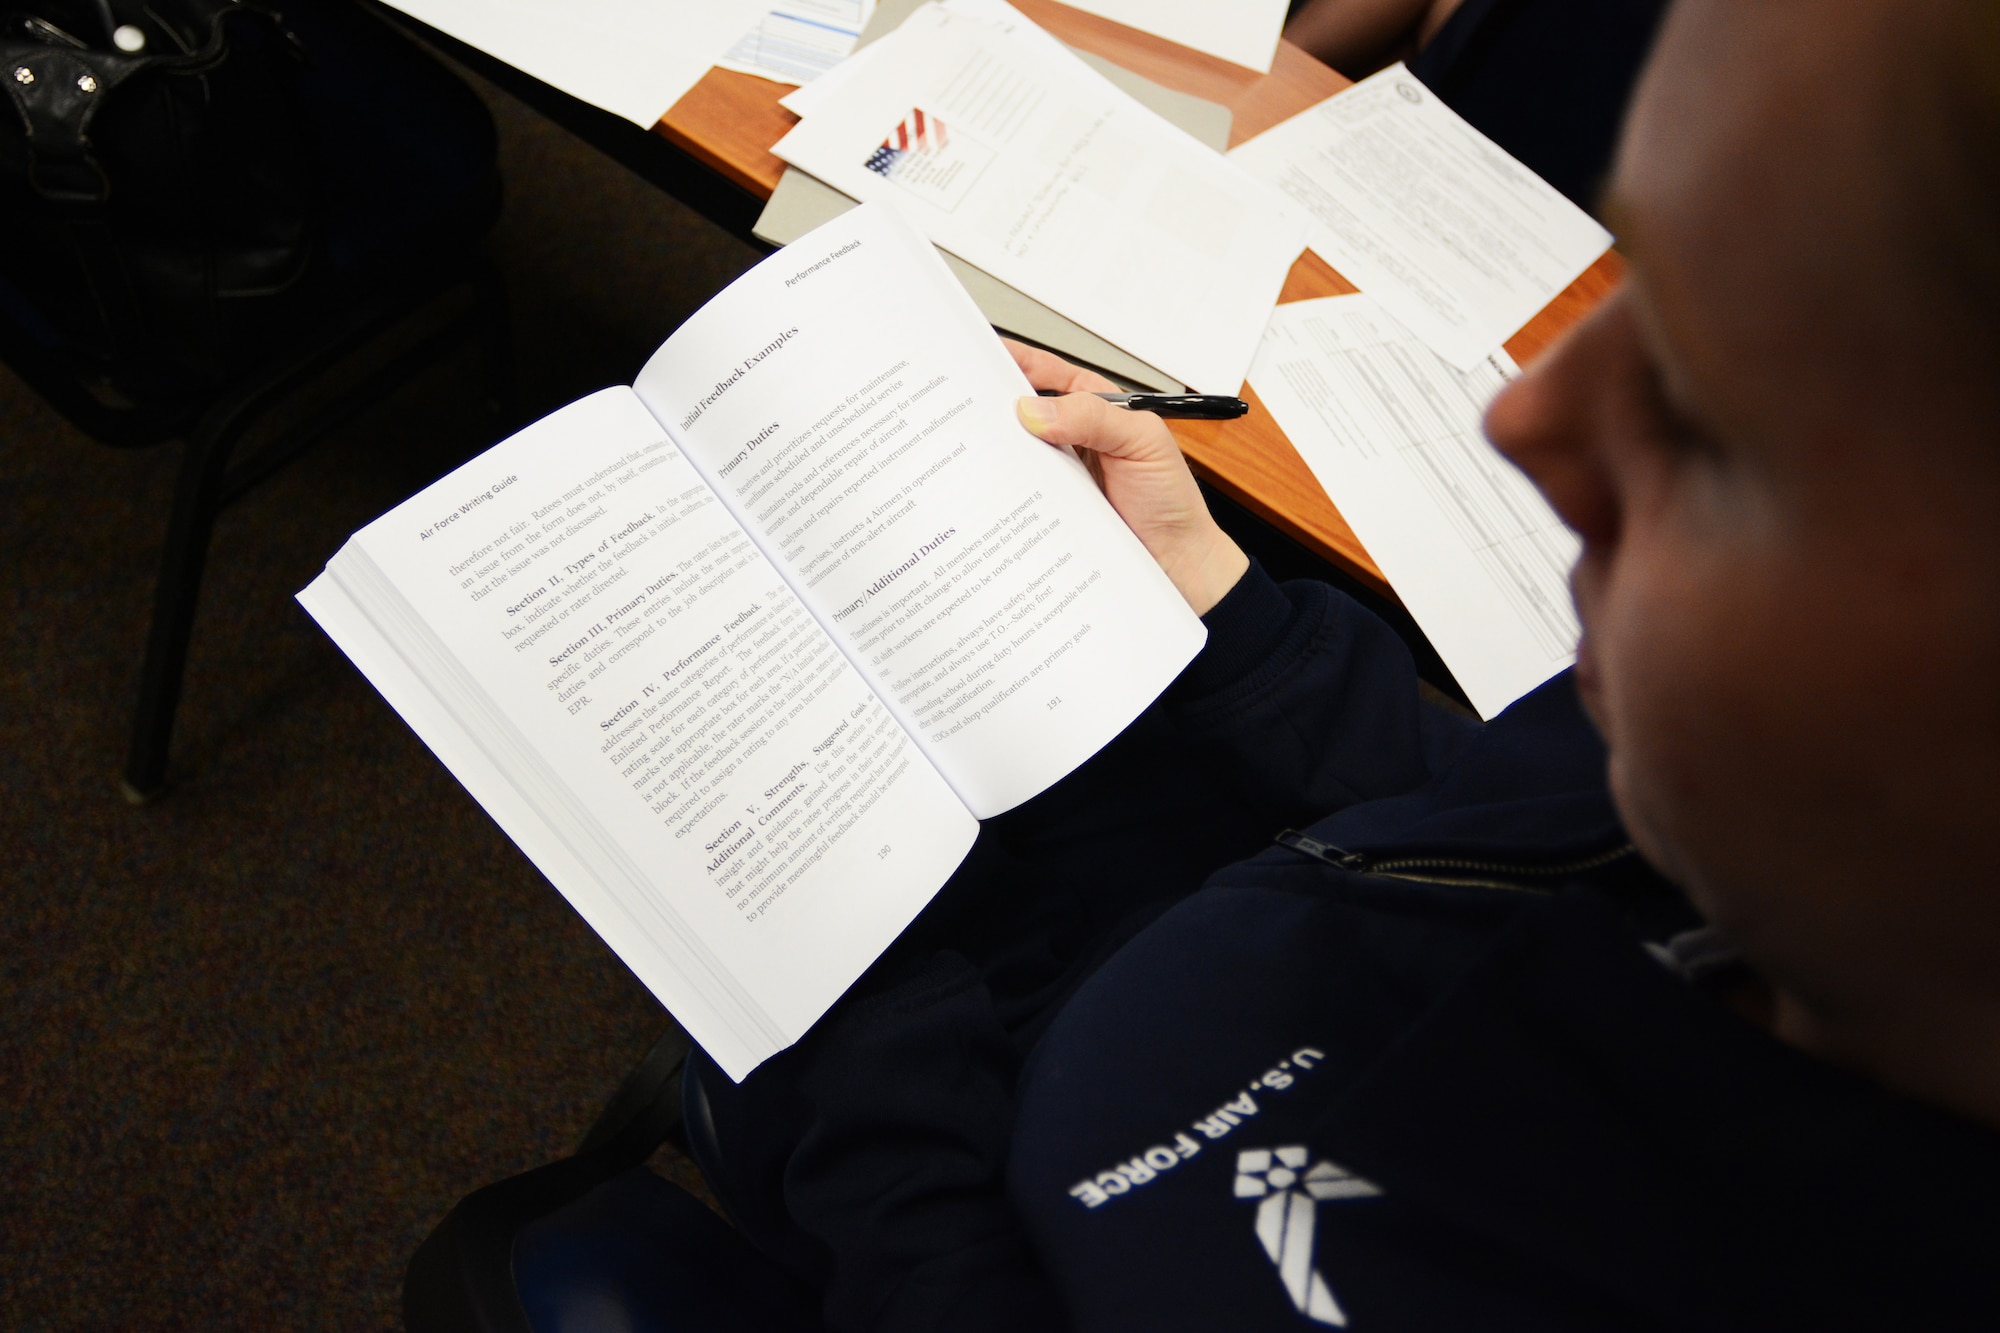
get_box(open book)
[299,204,1205,1080]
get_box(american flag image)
[865,108,949,178]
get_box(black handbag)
[0,0,322,407]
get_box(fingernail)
[1016,396,1058,435]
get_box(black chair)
[0,0,511,802]
[404,1028,824,1333]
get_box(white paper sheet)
[1055,0,1288,73]
[771,1,1306,391]
[719,0,879,86]
[778,8,909,117]
[1231,64,1612,371]
[380,0,770,127]
[779,0,1025,118]
[1250,294,1579,717]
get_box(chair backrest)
[404,1031,823,1333]
[511,1167,823,1333]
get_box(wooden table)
[652,0,1624,591]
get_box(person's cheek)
[1589,548,1706,889]
[1590,475,1763,907]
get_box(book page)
[769,1,1306,392]
[306,388,977,1079]
[634,203,1206,818]
[1231,63,1612,371]
[1249,293,1579,717]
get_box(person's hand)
[1005,339,1248,615]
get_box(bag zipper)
[1275,828,1637,894]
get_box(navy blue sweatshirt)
[697,565,2000,1332]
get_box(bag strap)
[1,43,145,201]
[1,0,290,203]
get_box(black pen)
[1036,390,1249,420]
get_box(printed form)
[1249,293,1580,717]
[772,1,1306,392]
[1232,64,1612,371]
[720,0,879,86]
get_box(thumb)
[1016,393,1178,464]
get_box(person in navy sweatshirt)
[688,0,2000,1326]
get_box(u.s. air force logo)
[1064,1047,1383,1325]
[1234,1147,1380,1326]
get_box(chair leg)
[575,1027,691,1167]
[119,263,510,801]
[120,418,248,804]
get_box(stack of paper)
[772,0,1308,393]
[381,0,771,127]
[1210,63,1612,714]
[1232,63,1613,370]
[1249,293,1581,717]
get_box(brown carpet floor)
[0,55,761,1331]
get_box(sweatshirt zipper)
[1275,828,1637,894]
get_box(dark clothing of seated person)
[691,1,2000,1327]
[1285,0,1673,208]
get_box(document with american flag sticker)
[864,108,994,210]
[774,0,1307,392]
